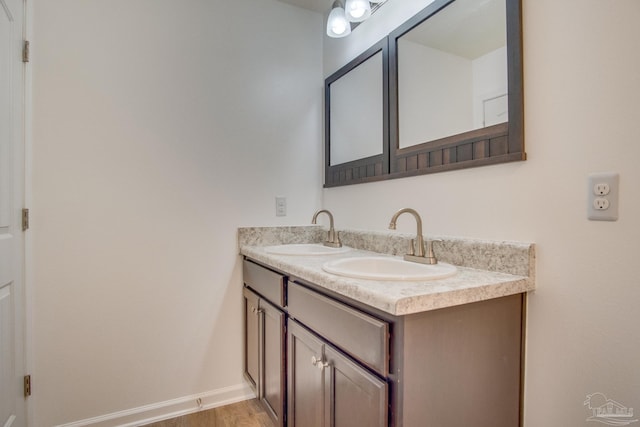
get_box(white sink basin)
[264,243,351,256]
[322,256,457,281]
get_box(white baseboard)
[55,383,256,427]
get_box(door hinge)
[22,40,30,63]
[22,208,29,231]
[24,375,31,397]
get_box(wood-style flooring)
[141,399,275,427]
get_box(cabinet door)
[288,321,327,427]
[325,344,388,427]
[288,321,389,427]
[243,287,260,391]
[260,298,286,427]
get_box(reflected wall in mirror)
[389,0,524,175]
[397,0,507,148]
[330,51,384,165]
[325,39,389,187]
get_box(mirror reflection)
[329,51,384,166]
[397,0,507,148]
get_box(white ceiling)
[276,0,331,13]
[402,0,506,59]
[276,0,506,60]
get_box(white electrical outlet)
[593,183,610,196]
[587,172,619,221]
[593,197,610,210]
[275,196,287,217]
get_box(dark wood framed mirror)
[324,0,523,187]
[324,38,389,187]
[388,0,524,176]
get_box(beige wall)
[31,0,322,425]
[323,0,640,425]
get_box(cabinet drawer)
[243,259,286,308]
[288,282,389,376]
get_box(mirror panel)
[330,51,384,165]
[324,39,389,187]
[398,0,507,148]
[389,0,524,176]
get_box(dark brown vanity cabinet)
[286,280,524,427]
[243,258,525,427]
[243,261,287,427]
[287,320,388,427]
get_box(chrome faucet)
[311,209,342,248]
[389,208,438,264]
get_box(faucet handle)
[425,239,442,264]
[407,239,416,256]
[324,230,342,248]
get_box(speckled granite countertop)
[238,226,535,316]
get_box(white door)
[0,0,26,425]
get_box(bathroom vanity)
[239,226,535,427]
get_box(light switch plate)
[275,196,287,217]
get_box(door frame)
[23,0,33,424]
[2,0,31,424]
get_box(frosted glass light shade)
[327,3,351,38]
[345,0,371,22]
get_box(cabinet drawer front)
[288,282,389,376]
[243,259,286,308]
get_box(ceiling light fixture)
[326,0,387,38]
[345,0,371,22]
[326,0,351,38]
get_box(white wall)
[398,39,473,146]
[398,42,507,146]
[472,46,508,127]
[31,0,322,425]
[323,0,640,425]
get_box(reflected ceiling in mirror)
[397,0,507,148]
